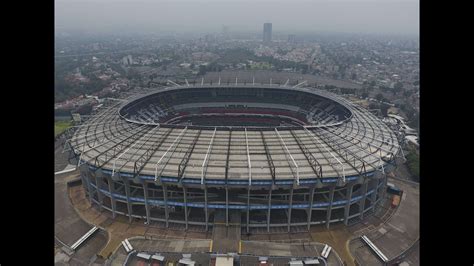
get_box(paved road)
[55,172,92,246]
[107,238,212,266]
[54,172,109,265]
[350,177,419,265]
[55,140,108,265]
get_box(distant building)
[72,113,82,123]
[92,43,100,50]
[222,25,229,39]
[122,55,133,65]
[204,34,216,43]
[263,23,272,43]
[222,25,229,34]
[122,56,129,65]
[288,34,296,44]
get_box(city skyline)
[55,0,419,35]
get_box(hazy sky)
[55,0,419,36]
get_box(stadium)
[67,83,401,233]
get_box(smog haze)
[55,0,419,36]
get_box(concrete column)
[79,164,89,191]
[122,177,133,223]
[204,186,209,231]
[359,180,369,220]
[377,176,388,208]
[246,187,250,233]
[225,187,229,227]
[371,180,378,210]
[267,188,272,232]
[287,187,294,233]
[80,172,90,203]
[183,186,188,230]
[94,173,104,211]
[79,174,85,194]
[106,175,117,218]
[143,182,151,224]
[307,187,315,231]
[163,185,169,228]
[86,173,94,205]
[344,184,354,225]
[326,185,336,229]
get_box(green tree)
[408,112,420,130]
[198,65,207,76]
[375,93,384,101]
[403,89,411,97]
[393,82,403,95]
[406,149,420,180]
[394,82,403,91]
[368,102,379,110]
[380,103,390,116]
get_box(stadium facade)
[67,84,401,232]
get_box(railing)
[321,244,332,259]
[121,238,134,253]
[360,235,388,263]
[70,226,99,250]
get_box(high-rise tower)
[263,23,272,44]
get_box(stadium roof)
[69,84,401,185]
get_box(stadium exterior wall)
[79,163,387,232]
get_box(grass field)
[55,120,72,137]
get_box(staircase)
[211,210,241,253]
